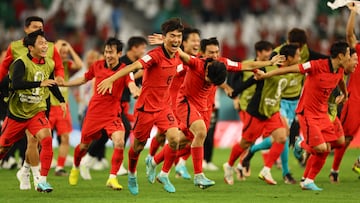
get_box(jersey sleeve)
[0,44,14,81]
[298,61,313,74]
[355,43,360,54]
[52,47,65,78]
[84,63,95,81]
[219,57,242,72]
[138,51,159,70]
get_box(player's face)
[86,51,99,69]
[30,35,48,58]
[24,21,43,34]
[288,49,301,65]
[344,53,358,74]
[163,30,182,55]
[203,45,220,60]
[256,49,273,61]
[104,45,121,68]
[132,44,147,60]
[59,44,69,60]
[183,33,200,56]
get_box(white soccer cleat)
[205,162,219,171]
[117,164,128,176]
[16,169,31,190]
[223,163,234,185]
[258,169,277,185]
[80,165,92,180]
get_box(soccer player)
[227,40,274,179]
[0,16,65,191]
[97,18,184,195]
[256,41,351,191]
[330,3,360,182]
[50,39,83,176]
[0,30,66,192]
[65,38,139,190]
[223,44,299,186]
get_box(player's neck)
[163,44,176,58]
[126,51,137,62]
[330,58,341,73]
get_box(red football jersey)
[84,59,132,121]
[169,63,188,109]
[218,57,243,72]
[296,59,344,117]
[136,45,182,112]
[346,43,360,101]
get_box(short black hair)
[280,44,299,60]
[288,28,307,48]
[23,29,44,47]
[254,40,273,52]
[183,27,201,42]
[25,16,44,27]
[127,36,147,51]
[105,37,124,53]
[330,41,349,59]
[206,60,227,85]
[350,47,356,56]
[200,37,219,53]
[161,18,184,35]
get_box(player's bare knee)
[114,140,125,149]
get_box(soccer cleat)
[128,173,139,195]
[106,177,123,190]
[194,173,215,189]
[283,173,296,184]
[145,155,157,183]
[223,163,234,185]
[299,178,305,189]
[69,168,80,185]
[55,168,68,176]
[241,150,254,177]
[329,171,339,183]
[80,165,92,180]
[234,166,246,181]
[293,137,304,162]
[352,161,360,177]
[204,162,219,171]
[36,182,53,193]
[156,173,176,193]
[16,169,31,190]
[302,182,323,191]
[117,164,128,176]
[258,170,277,185]
[175,164,191,180]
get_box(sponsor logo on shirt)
[129,72,135,81]
[177,64,184,72]
[141,54,152,63]
[302,61,311,70]
[226,59,238,67]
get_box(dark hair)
[207,60,227,85]
[255,40,273,52]
[288,28,307,48]
[127,36,147,51]
[105,37,124,53]
[330,41,349,58]
[200,37,219,53]
[279,44,299,60]
[350,47,356,56]
[25,16,44,27]
[23,29,44,47]
[161,18,184,35]
[183,27,201,42]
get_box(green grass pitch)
[0,148,359,203]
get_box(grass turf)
[0,148,359,203]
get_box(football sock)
[332,145,347,171]
[154,144,165,164]
[281,138,290,176]
[110,148,123,175]
[149,137,161,156]
[228,144,245,167]
[307,152,329,180]
[302,154,314,178]
[128,147,140,174]
[73,145,87,168]
[162,144,177,173]
[265,142,284,168]
[191,147,203,174]
[39,137,53,176]
[250,137,272,153]
[57,156,66,168]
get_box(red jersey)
[0,40,64,81]
[296,58,344,117]
[346,43,360,101]
[84,59,132,121]
[136,45,182,112]
[169,63,188,108]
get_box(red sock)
[40,137,53,176]
[303,154,314,178]
[300,141,317,154]
[262,152,269,164]
[191,147,203,174]
[182,151,191,160]
[308,152,329,180]
[174,145,191,165]
[154,145,165,164]
[228,143,245,167]
[161,144,177,173]
[332,145,347,171]
[128,146,140,173]
[110,148,123,175]
[265,142,284,168]
[74,144,87,167]
[57,156,66,168]
[149,137,161,156]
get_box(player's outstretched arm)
[62,76,87,87]
[347,2,358,48]
[241,54,285,71]
[97,61,143,95]
[177,48,191,64]
[255,64,300,80]
[338,78,348,102]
